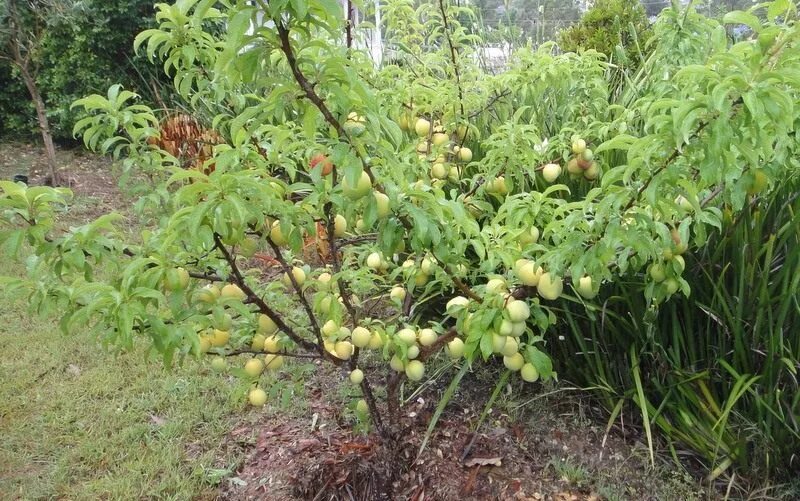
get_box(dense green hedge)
[558,0,652,69]
[0,0,165,141]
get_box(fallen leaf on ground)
[463,456,502,467]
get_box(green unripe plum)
[515,259,542,286]
[571,138,587,154]
[503,353,525,371]
[368,331,383,349]
[374,192,391,217]
[521,363,540,382]
[213,313,233,331]
[221,283,246,301]
[211,329,230,347]
[542,163,561,183]
[567,158,582,177]
[537,273,563,300]
[342,171,372,199]
[519,226,540,245]
[674,255,685,274]
[281,267,306,288]
[239,238,258,258]
[334,341,353,360]
[415,118,431,137]
[405,360,425,381]
[501,336,519,357]
[244,358,264,378]
[317,272,333,290]
[270,221,288,246]
[195,284,220,304]
[210,356,227,372]
[258,314,278,335]
[747,169,768,195]
[446,296,469,315]
[506,300,531,322]
[486,278,507,294]
[397,328,417,346]
[649,264,666,283]
[576,276,597,299]
[264,354,284,370]
[366,252,383,270]
[491,333,507,353]
[248,388,268,406]
[390,286,406,303]
[390,355,405,372]
[333,214,347,237]
[431,162,447,180]
[446,337,465,359]
[349,368,364,384]
[321,320,339,337]
[165,267,190,291]
[418,328,437,347]
[263,335,280,353]
[432,133,449,146]
[583,163,599,181]
[665,278,680,295]
[351,326,372,348]
[251,334,266,351]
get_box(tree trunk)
[19,65,59,183]
[6,0,59,183]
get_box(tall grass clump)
[557,180,800,485]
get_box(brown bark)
[19,64,58,182]
[4,0,59,183]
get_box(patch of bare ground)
[220,364,705,501]
[0,141,128,223]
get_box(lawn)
[0,259,250,499]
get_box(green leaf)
[722,11,761,33]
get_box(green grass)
[0,263,247,500]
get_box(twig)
[264,237,324,345]
[220,349,322,360]
[212,232,318,353]
[187,271,224,282]
[431,252,482,303]
[437,0,466,119]
[469,90,511,120]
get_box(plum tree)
[0,0,797,464]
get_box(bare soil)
[221,364,705,501]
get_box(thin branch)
[212,232,318,353]
[188,270,224,281]
[345,0,354,51]
[338,233,378,247]
[325,203,359,323]
[219,349,322,360]
[469,90,511,120]
[437,0,466,119]
[275,21,351,154]
[417,328,458,363]
[264,236,326,348]
[431,251,482,303]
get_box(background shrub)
[0,0,167,141]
